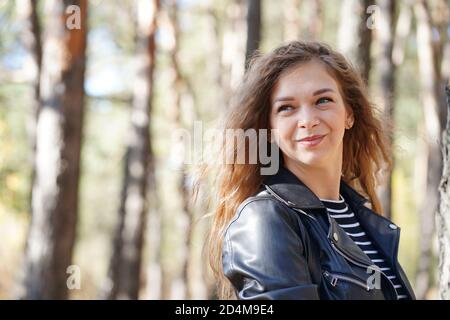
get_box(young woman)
[202,41,415,300]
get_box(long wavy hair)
[194,40,392,300]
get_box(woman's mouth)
[297,134,326,148]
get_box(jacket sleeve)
[222,198,320,300]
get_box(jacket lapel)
[263,166,416,299]
[263,166,379,267]
[338,181,399,266]
[327,216,375,266]
[339,182,416,300]
[263,166,325,209]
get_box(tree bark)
[283,0,301,42]
[143,185,161,299]
[17,0,42,214]
[438,85,450,300]
[105,0,159,300]
[338,0,374,83]
[245,0,261,69]
[224,0,246,97]
[166,0,197,299]
[22,0,87,299]
[414,0,446,299]
[433,0,450,300]
[442,41,450,85]
[302,0,322,40]
[209,0,246,109]
[375,0,396,219]
[392,1,412,67]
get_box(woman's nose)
[296,108,320,129]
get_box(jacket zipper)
[352,204,411,299]
[323,270,370,291]
[294,207,399,300]
[326,214,399,300]
[329,241,398,299]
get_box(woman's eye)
[317,97,333,105]
[277,105,293,113]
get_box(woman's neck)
[284,159,342,201]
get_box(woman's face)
[269,60,353,170]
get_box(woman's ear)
[345,118,354,129]
[345,110,354,129]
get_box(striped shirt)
[319,194,408,300]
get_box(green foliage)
[0,84,31,216]
[0,0,18,55]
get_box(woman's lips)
[297,134,325,147]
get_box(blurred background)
[0,0,449,299]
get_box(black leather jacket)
[222,167,416,300]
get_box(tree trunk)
[22,0,87,299]
[433,0,450,123]
[245,0,261,69]
[392,1,412,67]
[442,41,450,84]
[105,0,159,300]
[414,0,445,299]
[438,85,450,300]
[166,0,198,299]
[338,0,374,83]
[283,0,301,42]
[209,0,246,109]
[302,0,322,40]
[375,0,396,219]
[143,183,162,299]
[225,0,247,96]
[17,0,42,213]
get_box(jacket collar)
[262,165,369,210]
[262,166,415,299]
[262,165,374,268]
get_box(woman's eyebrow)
[273,96,296,103]
[272,88,336,105]
[273,97,295,104]
[312,88,335,96]
[273,88,335,103]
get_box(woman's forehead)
[271,61,340,102]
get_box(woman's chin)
[295,153,329,167]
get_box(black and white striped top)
[319,194,408,300]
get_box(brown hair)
[194,40,392,300]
